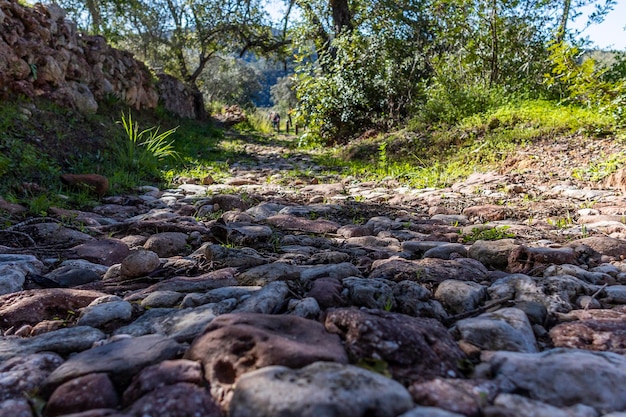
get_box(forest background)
[27,0,625,144]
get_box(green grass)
[460,226,516,243]
[309,99,623,188]
[1,95,625,219]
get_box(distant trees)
[276,0,620,143]
[50,0,622,139]
[53,0,277,116]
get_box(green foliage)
[200,56,263,108]
[544,42,626,122]
[116,110,179,179]
[418,55,505,125]
[460,226,515,243]
[295,30,426,143]
[572,152,626,181]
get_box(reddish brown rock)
[0,398,33,417]
[550,309,626,354]
[125,383,220,417]
[210,194,251,212]
[67,239,130,267]
[604,167,626,192]
[45,373,119,417]
[369,257,488,284]
[568,236,626,260]
[305,277,346,309]
[324,308,466,384]
[265,214,340,234]
[60,174,109,197]
[409,378,501,417]
[0,289,106,330]
[131,268,237,296]
[123,360,203,405]
[507,245,578,275]
[0,196,26,215]
[0,353,64,402]
[184,313,348,405]
[462,205,510,222]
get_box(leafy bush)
[295,31,426,144]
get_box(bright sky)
[571,0,626,50]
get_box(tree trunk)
[329,0,353,36]
[556,0,571,43]
[85,0,102,33]
[489,0,499,86]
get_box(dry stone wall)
[0,0,198,118]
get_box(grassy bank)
[0,96,624,217]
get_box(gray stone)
[245,202,285,220]
[180,286,260,308]
[288,297,321,319]
[544,264,613,285]
[369,257,488,284]
[423,243,468,260]
[435,280,487,315]
[0,255,44,295]
[487,348,626,412]
[265,214,340,234]
[236,263,300,286]
[133,268,237,294]
[300,263,362,283]
[58,259,109,276]
[393,281,449,320]
[431,214,469,225]
[0,327,105,362]
[143,232,188,257]
[229,362,414,417]
[487,393,599,417]
[122,359,204,404]
[399,406,465,417]
[342,277,396,310]
[45,266,101,287]
[346,235,402,251]
[0,266,25,295]
[114,299,237,342]
[210,222,273,246]
[202,244,270,268]
[468,239,518,270]
[452,307,538,352]
[365,216,396,234]
[77,296,133,328]
[0,352,64,402]
[402,241,453,258]
[488,274,598,313]
[22,223,94,245]
[234,281,290,314]
[120,250,160,279]
[44,334,183,392]
[603,285,626,304]
[140,291,183,308]
[0,254,44,275]
[306,251,351,265]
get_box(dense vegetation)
[43,0,626,139]
[2,0,626,215]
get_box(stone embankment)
[0,0,199,117]
[3,139,626,416]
